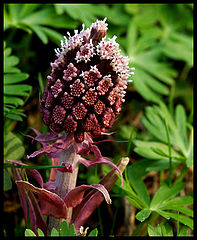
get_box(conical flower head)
[40,18,134,143]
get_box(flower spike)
[39,18,134,141]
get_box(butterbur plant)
[10,18,134,236]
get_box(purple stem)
[48,145,80,233]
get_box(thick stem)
[48,144,80,234]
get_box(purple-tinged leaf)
[26,169,44,187]
[6,160,43,187]
[73,140,91,156]
[55,133,74,151]
[43,181,56,192]
[9,162,47,235]
[27,145,61,159]
[64,184,111,208]
[12,168,28,226]
[90,145,102,159]
[72,157,129,229]
[27,128,60,143]
[79,156,124,184]
[26,133,75,160]
[16,180,67,219]
[28,191,48,235]
[27,195,38,235]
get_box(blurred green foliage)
[3,3,193,237]
[25,220,98,236]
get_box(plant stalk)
[48,144,80,234]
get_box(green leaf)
[4,56,19,71]
[140,102,192,162]
[5,108,26,116]
[18,4,40,19]
[125,4,193,103]
[148,222,174,236]
[175,104,188,150]
[133,5,159,30]
[155,210,170,220]
[162,32,193,67]
[5,113,23,121]
[29,25,48,44]
[186,129,193,167]
[112,171,147,210]
[133,140,183,161]
[4,96,24,106]
[4,47,12,57]
[38,72,44,95]
[126,196,145,210]
[41,12,78,29]
[4,43,31,120]
[4,131,25,160]
[37,228,44,236]
[4,73,29,84]
[3,169,12,191]
[148,224,161,236]
[127,159,151,206]
[145,159,180,171]
[133,68,162,102]
[119,125,135,140]
[21,8,53,26]
[150,182,186,209]
[59,4,96,27]
[88,228,98,236]
[165,211,193,230]
[133,49,176,102]
[136,49,176,85]
[92,4,130,26]
[24,229,36,236]
[161,222,174,236]
[8,4,22,22]
[161,195,193,209]
[4,84,32,96]
[41,26,63,44]
[5,4,77,44]
[178,225,189,236]
[50,228,59,236]
[124,4,139,15]
[59,220,75,236]
[162,206,193,217]
[127,19,137,57]
[136,209,151,222]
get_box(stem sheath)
[48,145,79,233]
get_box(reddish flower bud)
[83,114,98,132]
[72,103,87,120]
[74,131,84,143]
[51,79,64,98]
[70,79,85,97]
[97,75,113,95]
[82,88,98,106]
[60,93,74,109]
[52,105,66,125]
[63,63,79,81]
[81,65,102,87]
[63,115,77,132]
[94,100,105,115]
